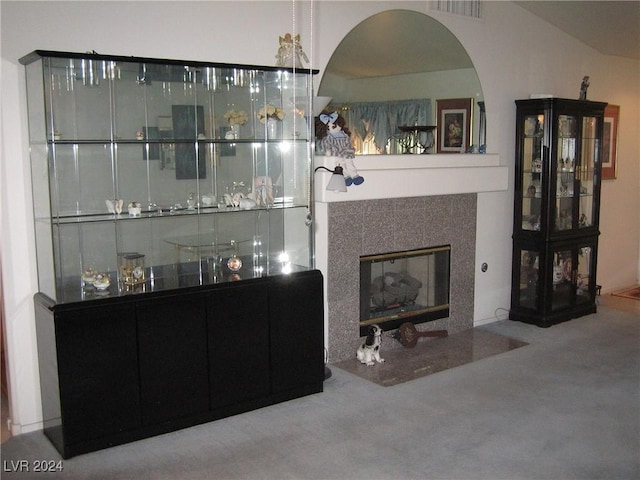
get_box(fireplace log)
[393,322,448,348]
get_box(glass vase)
[225,124,241,140]
[267,118,280,139]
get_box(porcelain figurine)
[224,192,244,208]
[81,267,97,287]
[275,33,309,68]
[187,193,196,210]
[239,198,257,210]
[106,199,123,215]
[252,176,274,207]
[579,75,590,100]
[128,202,142,216]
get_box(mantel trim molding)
[314,154,507,202]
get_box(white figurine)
[356,325,385,366]
[275,33,309,68]
[106,199,123,215]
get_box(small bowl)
[93,273,111,291]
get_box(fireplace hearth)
[359,246,451,335]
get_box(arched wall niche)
[318,9,485,154]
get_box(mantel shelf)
[314,154,508,202]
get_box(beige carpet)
[612,286,640,300]
[333,327,528,387]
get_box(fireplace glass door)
[359,246,450,335]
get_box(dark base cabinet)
[208,283,271,409]
[137,295,210,425]
[34,270,324,459]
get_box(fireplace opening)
[359,246,451,336]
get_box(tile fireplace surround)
[314,154,508,362]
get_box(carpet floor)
[1,305,638,480]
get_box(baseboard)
[474,317,500,327]
[10,419,43,436]
[474,306,510,327]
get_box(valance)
[328,99,432,153]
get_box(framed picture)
[436,98,473,153]
[157,116,175,170]
[602,104,619,180]
[142,126,160,161]
[172,105,206,180]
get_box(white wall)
[323,68,482,104]
[2,0,638,435]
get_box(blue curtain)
[328,99,432,153]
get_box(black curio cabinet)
[510,98,606,327]
[21,50,324,458]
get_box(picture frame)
[172,105,206,180]
[602,104,619,180]
[157,116,175,170]
[142,126,160,161]
[436,98,473,153]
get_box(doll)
[315,112,364,186]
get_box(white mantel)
[314,154,508,202]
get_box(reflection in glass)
[518,249,539,310]
[318,10,483,154]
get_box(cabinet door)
[207,283,270,409]
[554,114,578,232]
[269,271,324,393]
[577,116,600,230]
[137,295,209,425]
[553,114,601,234]
[519,112,545,232]
[56,303,140,444]
[550,243,596,312]
[512,246,541,312]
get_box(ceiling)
[324,2,639,81]
[515,1,640,60]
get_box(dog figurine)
[357,324,385,366]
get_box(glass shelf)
[46,203,307,225]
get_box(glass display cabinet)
[22,50,317,302]
[21,50,324,458]
[510,98,606,327]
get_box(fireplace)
[320,194,478,362]
[359,246,451,335]
[314,153,508,363]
